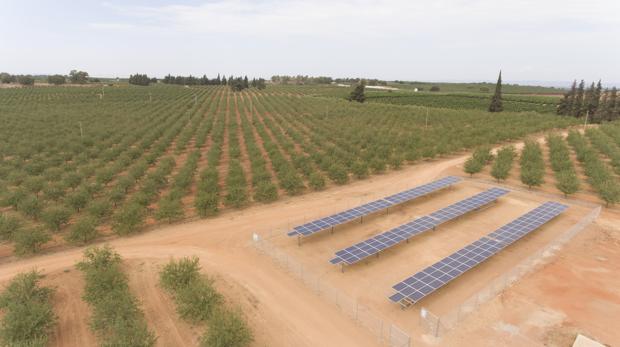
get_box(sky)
[1,0,619,84]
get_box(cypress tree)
[488,70,503,112]
[557,91,571,115]
[348,81,366,103]
[567,80,577,113]
[585,82,597,116]
[558,80,577,116]
[573,80,585,117]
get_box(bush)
[112,203,145,235]
[369,158,386,174]
[87,199,112,219]
[430,86,440,92]
[308,172,326,190]
[66,189,89,212]
[254,182,278,203]
[201,309,253,347]
[160,257,201,292]
[155,197,184,223]
[0,214,21,241]
[176,279,222,323]
[195,193,219,217]
[463,157,483,177]
[18,196,43,220]
[13,227,51,256]
[41,206,72,231]
[556,170,580,197]
[352,161,369,179]
[65,216,98,245]
[328,163,349,184]
[0,271,57,347]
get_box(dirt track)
[0,137,618,346]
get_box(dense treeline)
[77,246,157,346]
[162,73,266,89]
[129,74,156,86]
[0,271,57,347]
[160,257,253,347]
[1,70,90,85]
[270,75,387,86]
[557,79,619,122]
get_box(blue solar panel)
[287,176,461,238]
[331,188,510,266]
[389,201,568,306]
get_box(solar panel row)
[389,201,567,306]
[330,188,510,266]
[287,176,461,238]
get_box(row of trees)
[546,134,580,197]
[490,146,516,182]
[161,74,267,90]
[160,257,253,347]
[519,141,545,188]
[270,75,388,86]
[77,246,157,346]
[0,73,35,86]
[0,70,89,86]
[567,131,620,206]
[0,271,56,346]
[557,80,619,122]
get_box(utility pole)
[584,110,589,131]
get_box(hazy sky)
[1,0,619,83]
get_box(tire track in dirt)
[125,259,201,347]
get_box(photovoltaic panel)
[287,176,461,238]
[330,188,509,266]
[389,201,568,306]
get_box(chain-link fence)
[419,204,601,337]
[252,236,411,347]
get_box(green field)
[0,84,579,254]
[268,84,561,113]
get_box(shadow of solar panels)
[287,176,461,238]
[389,201,568,307]
[330,188,510,266]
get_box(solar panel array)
[287,176,461,238]
[330,188,510,266]
[388,201,568,306]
